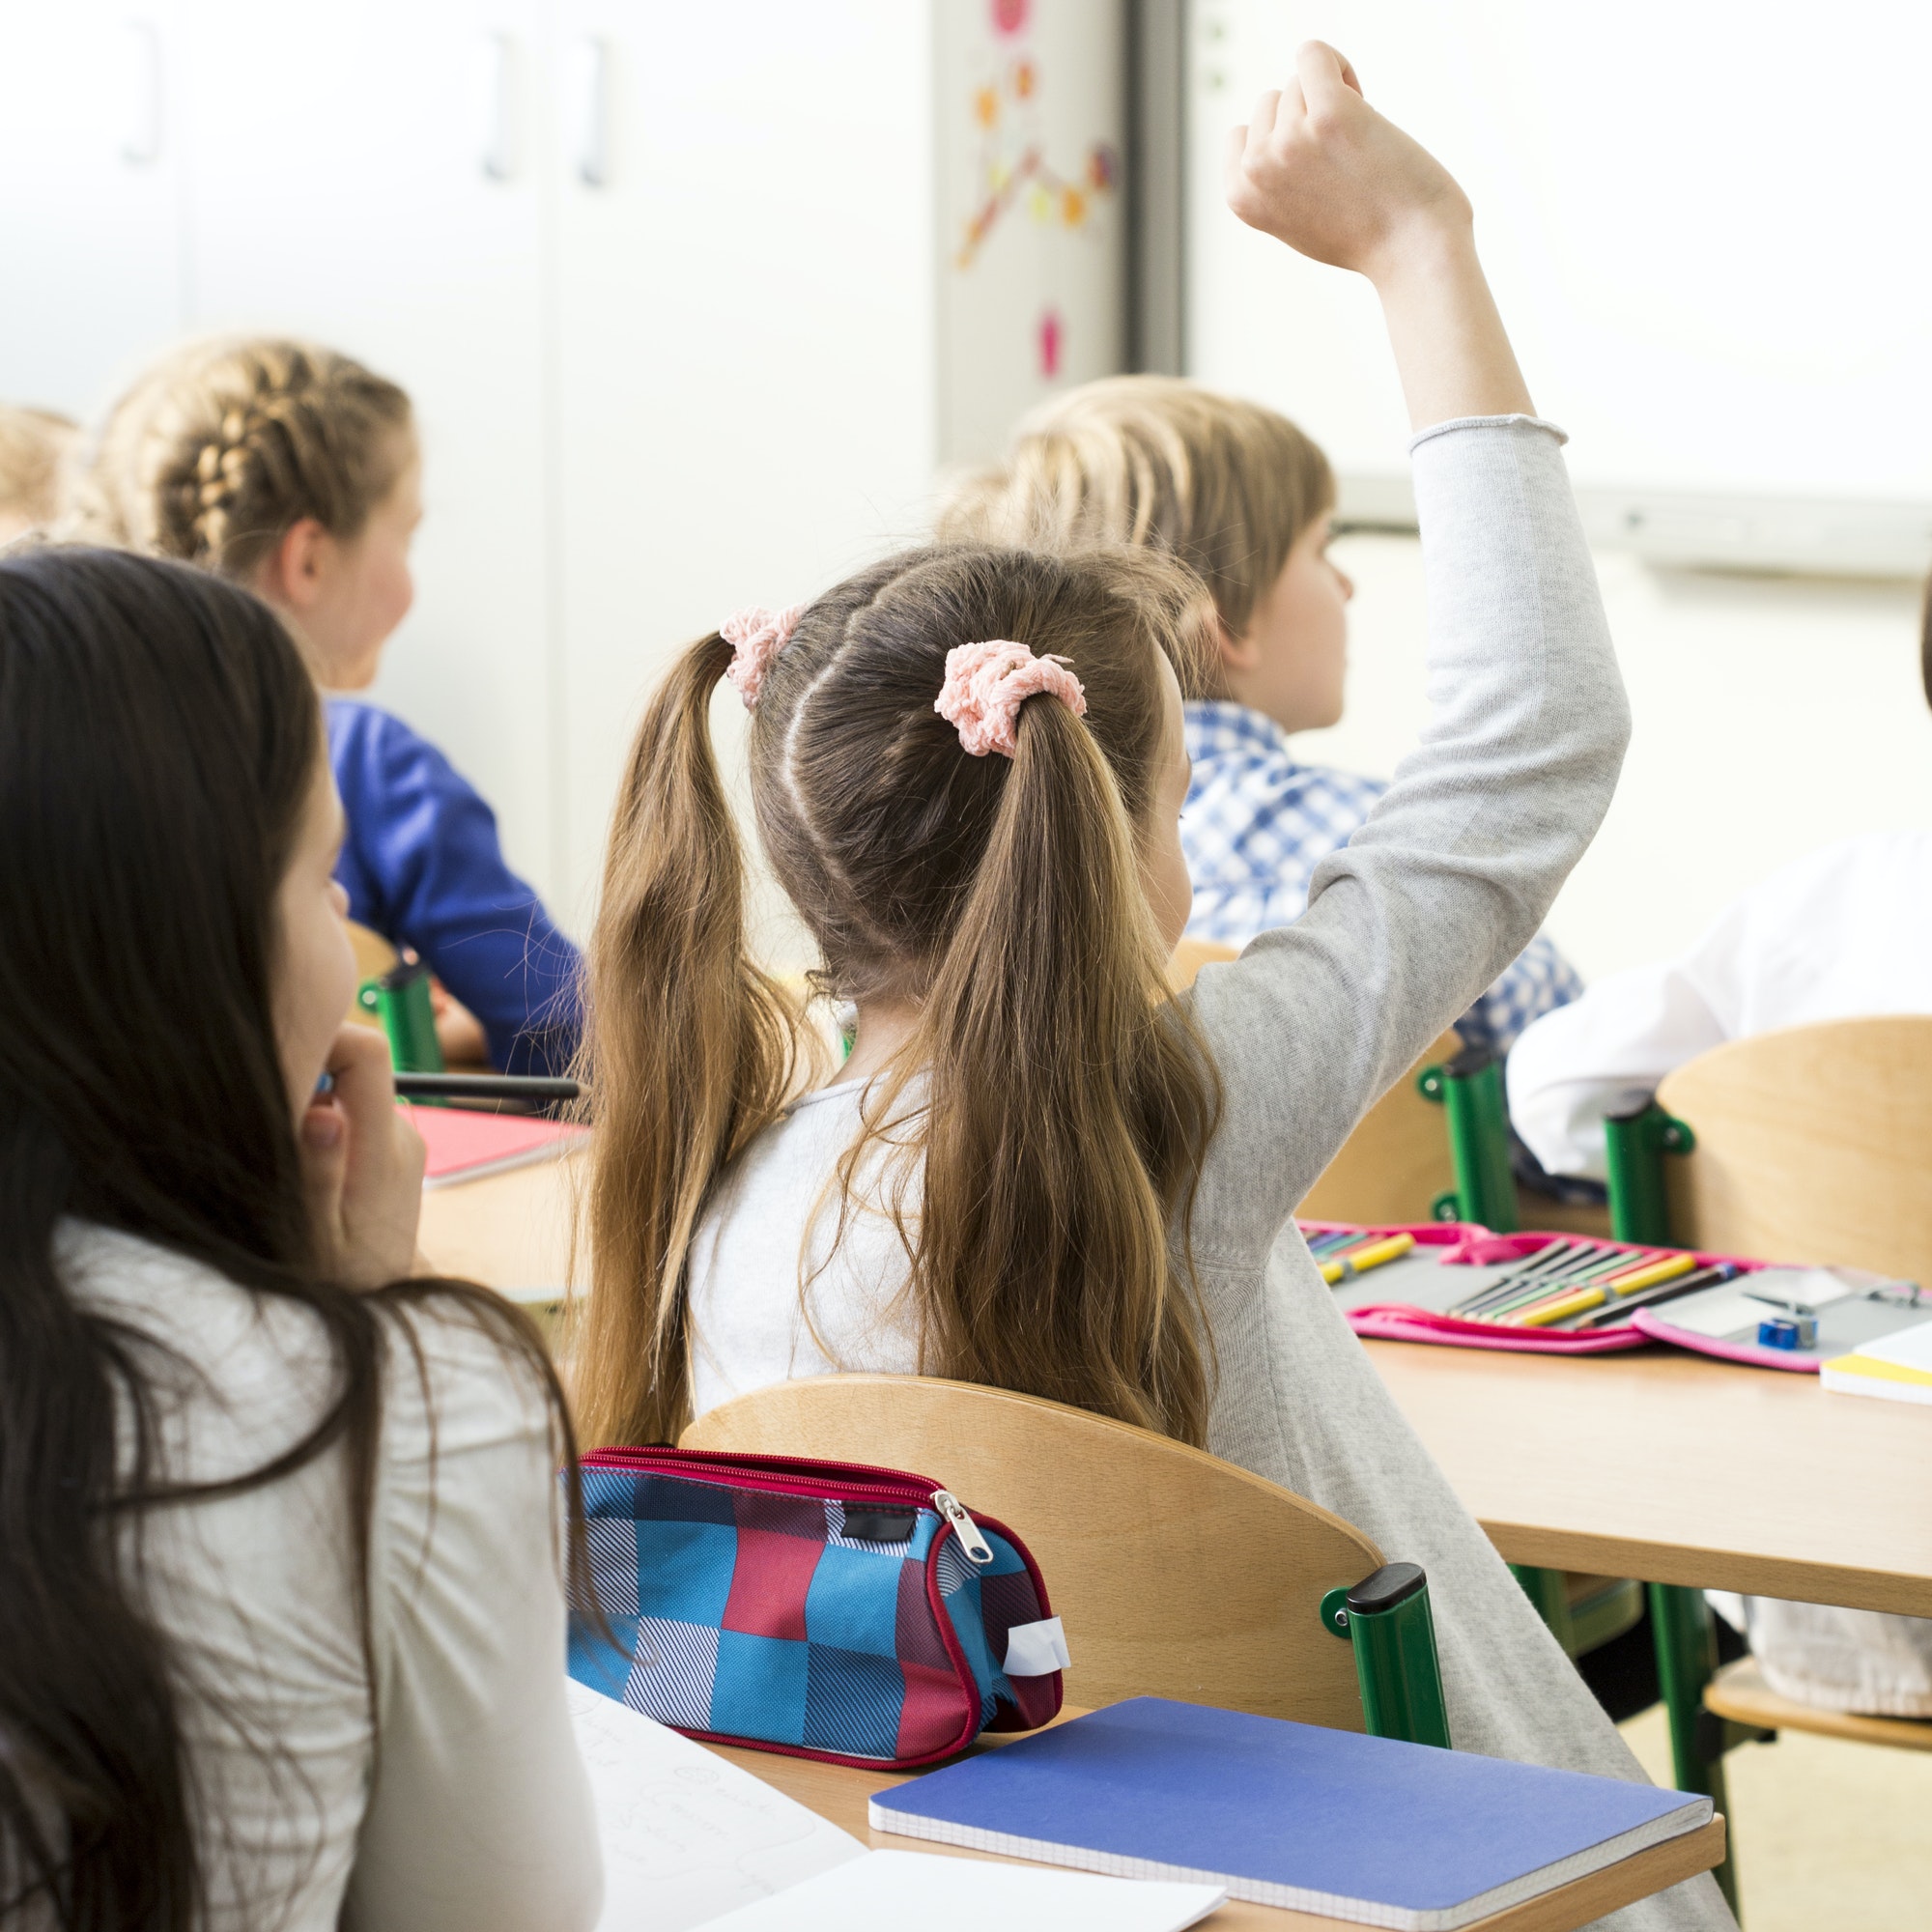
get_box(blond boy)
[941,375,1580,1057]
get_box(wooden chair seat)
[1704,1657,1932,1752]
[682,1373,1382,1728]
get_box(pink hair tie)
[722,604,804,707]
[934,639,1087,758]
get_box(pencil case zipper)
[580,1445,997,1562]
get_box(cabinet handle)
[566,36,613,187]
[118,19,163,166]
[473,32,518,182]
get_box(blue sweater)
[327,699,581,1077]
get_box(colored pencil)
[1321,1232,1416,1286]
[1512,1251,1699,1328]
[1572,1263,1740,1328]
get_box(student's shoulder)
[60,1225,548,1473]
[326,696,459,779]
[1181,702,1385,810]
[60,1223,345,1480]
[374,1291,557,1470]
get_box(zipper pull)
[931,1489,995,1566]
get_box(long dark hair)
[0,547,580,1930]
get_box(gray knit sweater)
[690,417,1735,1932]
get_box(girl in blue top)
[78,338,579,1075]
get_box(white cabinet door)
[549,0,938,927]
[180,0,561,905]
[0,1,188,417]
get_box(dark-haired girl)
[0,548,599,1929]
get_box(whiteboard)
[1186,1,1932,574]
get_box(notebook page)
[567,1683,865,1931]
[696,1849,1226,1930]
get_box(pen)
[394,1072,582,1104]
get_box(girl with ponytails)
[575,47,1728,1932]
[0,548,598,1929]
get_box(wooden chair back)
[1658,1015,1932,1286]
[1299,1029,1463,1225]
[1166,936,1239,992]
[345,919,398,1031]
[682,1374,1381,1727]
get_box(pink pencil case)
[1304,1220,1762,1356]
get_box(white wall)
[1304,537,1932,982]
[1187,0,1932,575]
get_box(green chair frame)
[1321,1561,1454,1749]
[357,955,445,1074]
[1415,1074,1750,1914]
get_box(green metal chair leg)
[358,956,446,1077]
[1511,1563,1578,1657]
[1603,1100,1694,1246]
[1321,1562,1452,1748]
[1649,1582,1740,1917]
[1417,1045,1519,1232]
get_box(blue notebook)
[868,1698,1712,1930]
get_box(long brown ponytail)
[570,634,813,1447]
[577,545,1220,1447]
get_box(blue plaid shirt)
[1179,701,1582,1058]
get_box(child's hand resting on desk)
[1226,41,1532,431]
[300,1022,426,1290]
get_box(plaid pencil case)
[567,1444,1066,1769]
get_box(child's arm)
[1506,956,1726,1181]
[1185,44,1629,1256]
[332,702,582,1077]
[1224,42,1531,431]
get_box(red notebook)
[405,1104,589,1189]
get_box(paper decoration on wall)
[955,43,1118,272]
[936,0,1125,465]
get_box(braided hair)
[74,338,412,581]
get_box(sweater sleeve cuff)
[1407,412,1569,452]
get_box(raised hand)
[1225,42,1472,282]
[1224,41,1532,430]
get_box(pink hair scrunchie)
[934,639,1088,758]
[722,604,804,708]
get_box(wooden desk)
[417,1160,1931,1616]
[1365,1339,1932,1617]
[703,1725,1725,1932]
[417,1152,585,1305]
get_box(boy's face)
[1216,512,1352,735]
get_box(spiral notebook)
[870,1698,1712,1930]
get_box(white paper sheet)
[695,1849,1227,1930]
[567,1683,866,1932]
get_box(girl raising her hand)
[577,47,1728,1932]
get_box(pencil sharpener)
[1757,1314,1817,1350]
